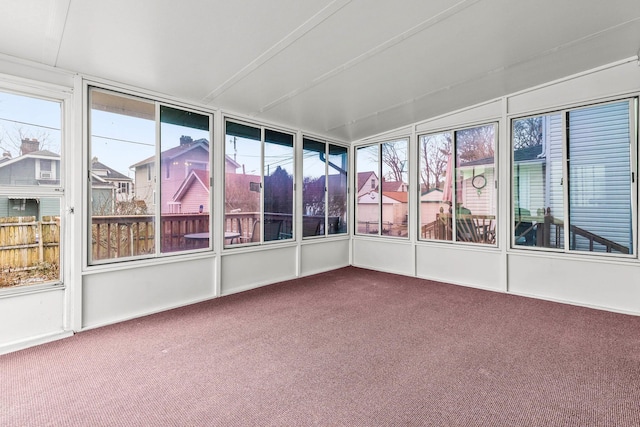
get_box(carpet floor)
[2,266,640,426]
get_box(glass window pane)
[89,89,155,262]
[160,106,211,253]
[356,145,379,235]
[455,124,496,244]
[512,114,564,249]
[264,129,294,241]
[568,101,632,254]
[0,197,61,288]
[303,138,326,237]
[224,122,261,246]
[328,144,348,235]
[419,132,452,241]
[381,139,408,237]
[0,91,61,187]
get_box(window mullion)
[260,127,265,243]
[562,110,571,252]
[324,143,329,236]
[154,101,162,256]
[631,98,638,257]
[378,144,383,236]
[452,131,458,241]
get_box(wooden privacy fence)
[0,216,60,271]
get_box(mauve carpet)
[2,266,640,426]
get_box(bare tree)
[0,126,54,157]
[303,176,325,216]
[420,133,451,191]
[380,141,407,182]
[513,116,543,150]
[456,125,495,164]
[225,174,261,212]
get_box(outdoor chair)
[514,207,536,246]
[250,219,284,242]
[303,217,322,237]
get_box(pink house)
[168,151,247,214]
[172,169,210,214]
[131,136,209,214]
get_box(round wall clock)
[472,174,487,189]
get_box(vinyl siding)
[568,101,632,253]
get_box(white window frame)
[86,84,214,266]
[354,137,410,239]
[223,117,296,247]
[301,136,349,239]
[510,97,637,258]
[418,122,498,246]
[0,81,70,293]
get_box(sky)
[0,89,346,183]
[91,110,210,177]
[0,91,61,157]
[0,91,202,178]
[356,139,409,183]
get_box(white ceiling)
[1,0,639,142]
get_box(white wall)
[353,238,414,276]
[0,288,71,354]
[353,58,640,315]
[82,257,216,329]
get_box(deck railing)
[421,213,495,244]
[91,212,300,259]
[514,208,629,253]
[91,214,209,260]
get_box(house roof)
[131,138,209,168]
[225,155,241,170]
[420,188,443,196]
[173,169,210,201]
[382,181,406,192]
[514,144,544,162]
[460,156,495,167]
[460,144,543,168]
[383,191,408,203]
[26,149,58,158]
[357,171,377,192]
[91,160,131,181]
[0,149,60,169]
[358,190,407,204]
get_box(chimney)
[2,151,10,160]
[180,135,193,146]
[20,138,39,155]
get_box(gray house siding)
[568,100,632,253]
[0,158,37,186]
